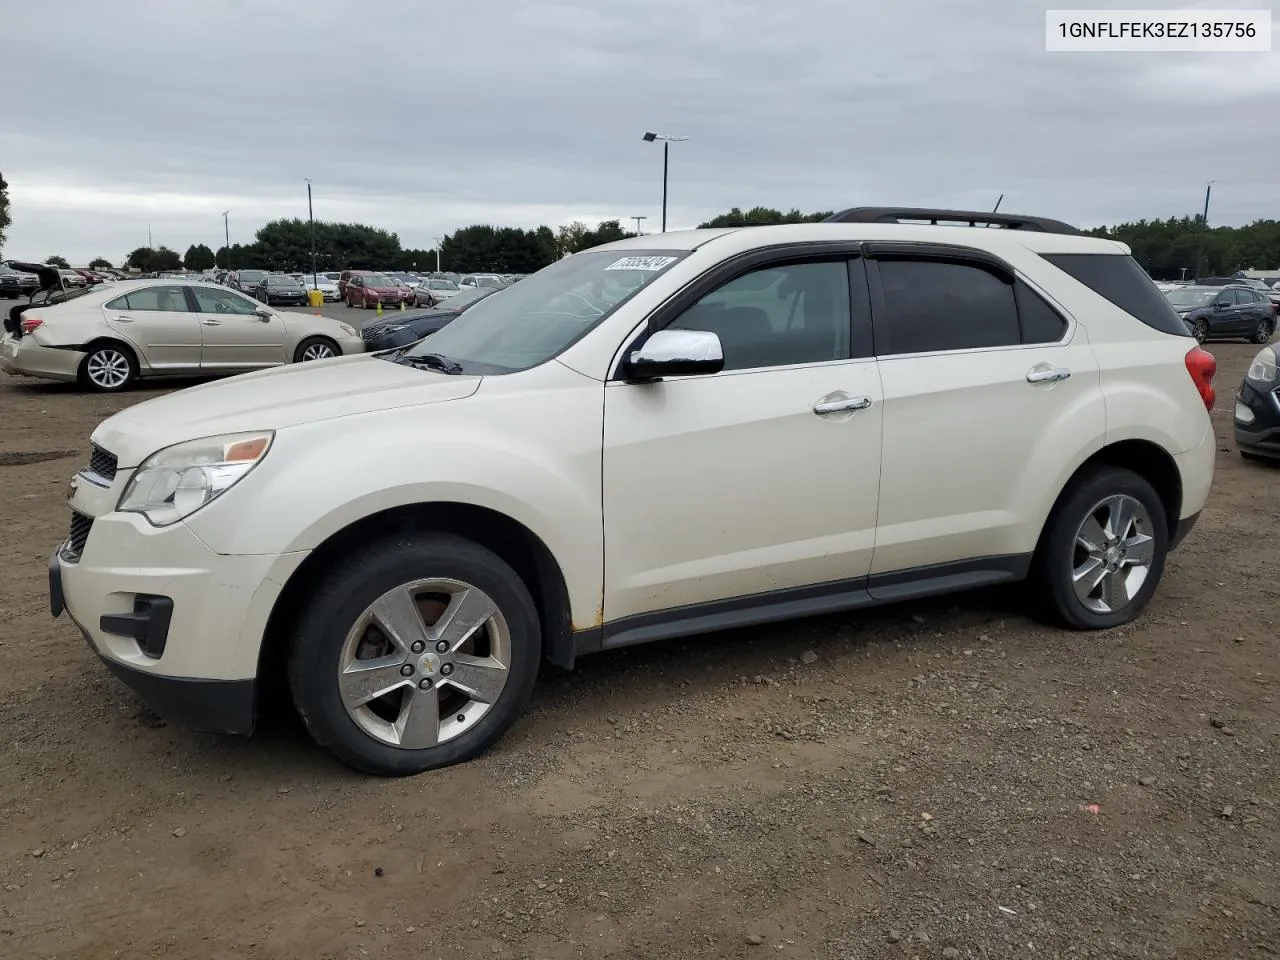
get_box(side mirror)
[624,328,724,380]
[1215,300,1229,310]
[254,306,273,320]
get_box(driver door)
[190,285,287,369]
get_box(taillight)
[20,316,43,334]
[1185,346,1216,412]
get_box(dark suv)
[1164,284,1275,344]
[0,266,40,299]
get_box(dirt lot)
[1,344,1277,960]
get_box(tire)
[1250,318,1273,344]
[77,341,138,392]
[1191,319,1210,343]
[293,336,339,362]
[287,533,542,776]
[1032,466,1169,630]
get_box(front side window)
[192,287,259,315]
[403,249,686,373]
[875,259,1020,354]
[105,285,191,312]
[667,260,852,371]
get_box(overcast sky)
[3,0,1277,264]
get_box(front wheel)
[1032,466,1168,630]
[287,533,542,775]
[1251,318,1273,344]
[78,342,138,392]
[1191,319,1210,343]
[293,336,338,362]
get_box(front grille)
[88,444,118,482]
[63,511,93,562]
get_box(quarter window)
[666,260,853,371]
[104,285,191,312]
[1015,281,1069,343]
[874,260,1020,355]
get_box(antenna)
[992,194,1004,213]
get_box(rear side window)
[1043,253,1190,337]
[1015,281,1069,343]
[875,260,1020,354]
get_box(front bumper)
[1234,377,1280,459]
[52,486,307,734]
[0,334,83,382]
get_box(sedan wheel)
[293,337,338,362]
[79,343,137,392]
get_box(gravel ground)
[0,340,1276,960]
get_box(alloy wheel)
[85,349,131,389]
[337,578,512,750]
[1071,494,1155,615]
[1192,320,1209,343]
[301,342,335,361]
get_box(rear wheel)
[1032,466,1168,630]
[1191,319,1210,343]
[78,341,138,392]
[287,533,542,776]
[1250,318,1273,344]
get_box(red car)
[344,273,415,309]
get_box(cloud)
[2,0,1276,263]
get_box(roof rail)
[823,206,1084,236]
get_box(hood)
[91,354,481,467]
[365,308,452,331]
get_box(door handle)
[201,319,222,326]
[813,396,872,415]
[113,315,135,323]
[1026,366,1071,383]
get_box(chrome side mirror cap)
[625,328,724,380]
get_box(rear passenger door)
[865,245,1105,584]
[102,284,202,370]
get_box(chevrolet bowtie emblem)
[68,474,79,502]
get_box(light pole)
[632,215,647,237]
[641,132,688,232]
[433,236,443,273]
[221,210,231,272]
[305,178,317,287]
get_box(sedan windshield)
[1165,288,1215,307]
[403,249,686,372]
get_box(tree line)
[29,206,1280,281]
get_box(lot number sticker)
[605,256,678,271]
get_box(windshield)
[1165,288,1215,307]
[430,280,459,290]
[365,275,395,288]
[268,276,298,286]
[403,249,686,372]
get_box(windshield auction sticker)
[605,256,678,271]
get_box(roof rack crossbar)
[823,207,1084,236]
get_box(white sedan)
[1,279,363,392]
[302,275,342,301]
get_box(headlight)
[118,432,274,526]
[1247,346,1278,384]
[338,323,357,337]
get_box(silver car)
[1,279,364,392]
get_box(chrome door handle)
[813,396,872,415]
[201,319,222,326]
[113,315,135,323]
[1027,366,1071,383]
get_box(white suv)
[50,207,1217,776]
